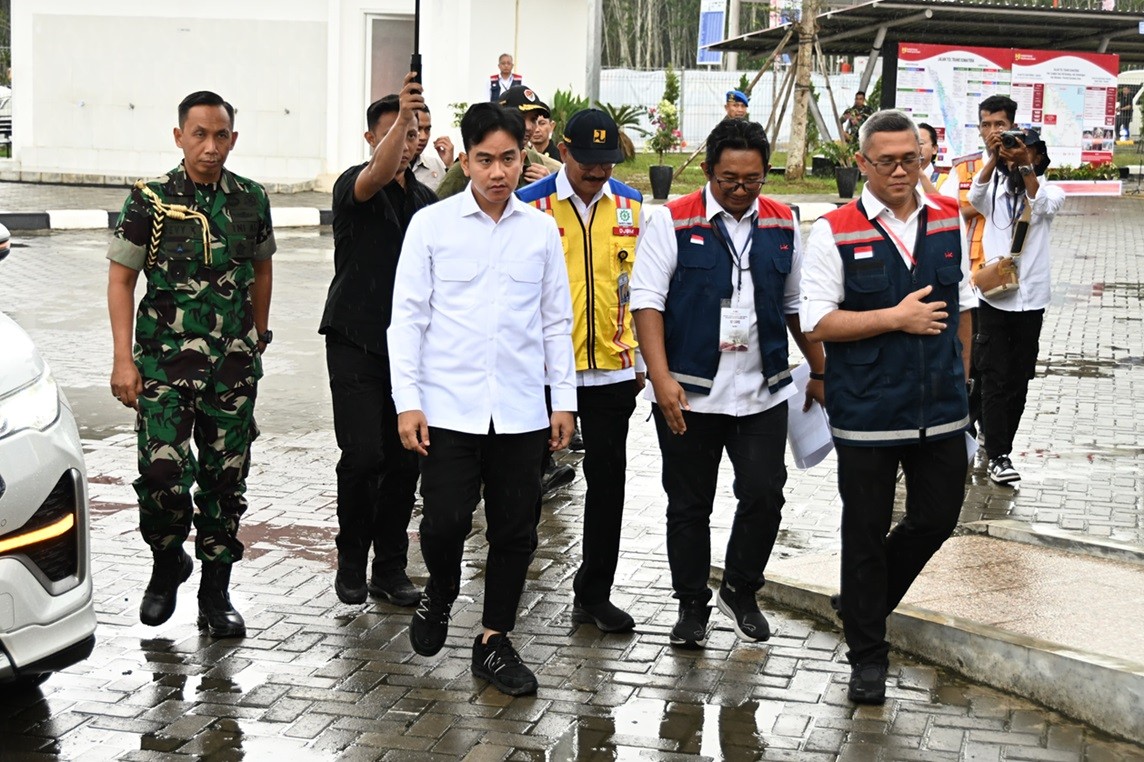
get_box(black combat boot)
[139,547,193,626]
[196,561,246,638]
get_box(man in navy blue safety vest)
[632,118,825,651]
[800,109,976,705]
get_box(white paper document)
[786,363,834,470]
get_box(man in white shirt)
[917,122,947,194]
[388,102,576,696]
[801,109,976,705]
[631,118,824,651]
[412,105,453,193]
[966,95,1065,486]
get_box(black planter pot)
[835,166,861,199]
[811,156,835,178]
[649,164,673,200]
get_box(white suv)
[0,226,97,690]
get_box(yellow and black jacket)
[517,175,642,372]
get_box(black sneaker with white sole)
[409,594,452,657]
[472,633,538,696]
[716,581,771,642]
[988,455,1020,485]
[669,600,710,649]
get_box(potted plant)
[647,67,682,200]
[816,137,861,199]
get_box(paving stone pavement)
[0,195,1142,759]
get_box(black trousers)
[975,302,1045,460]
[418,425,548,633]
[325,333,419,578]
[573,381,638,605]
[652,403,788,605]
[968,308,982,432]
[837,435,967,667]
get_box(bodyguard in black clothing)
[321,74,437,606]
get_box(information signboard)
[697,0,727,66]
[895,43,1118,167]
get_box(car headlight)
[0,369,61,439]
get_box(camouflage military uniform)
[106,162,276,564]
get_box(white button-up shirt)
[631,186,802,416]
[413,145,447,192]
[553,168,647,387]
[388,188,577,435]
[800,185,977,333]
[968,169,1066,312]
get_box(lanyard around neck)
[710,213,754,292]
[880,222,916,268]
[992,170,1027,227]
[873,205,927,269]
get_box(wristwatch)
[1017,165,1035,176]
[258,330,273,345]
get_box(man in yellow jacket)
[517,109,644,632]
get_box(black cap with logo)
[498,86,551,119]
[561,108,624,165]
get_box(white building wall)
[10,0,593,188]
[11,0,329,184]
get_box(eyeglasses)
[573,160,615,172]
[713,177,765,193]
[860,155,923,176]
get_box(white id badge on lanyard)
[719,298,750,352]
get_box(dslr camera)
[1000,129,1039,149]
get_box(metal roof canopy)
[712,0,1144,65]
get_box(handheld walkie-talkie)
[410,0,422,85]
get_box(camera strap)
[1009,198,1032,260]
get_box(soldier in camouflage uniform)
[107,91,275,638]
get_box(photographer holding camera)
[967,95,1065,486]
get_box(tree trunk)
[784,0,818,181]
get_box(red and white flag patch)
[854,246,874,260]
[690,234,705,245]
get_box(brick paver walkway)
[1,195,1142,758]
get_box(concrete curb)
[0,208,333,231]
[961,519,1144,566]
[761,575,1144,745]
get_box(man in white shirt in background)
[631,118,824,651]
[967,95,1065,486]
[388,102,576,696]
[488,53,523,102]
[917,122,947,194]
[412,104,454,193]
